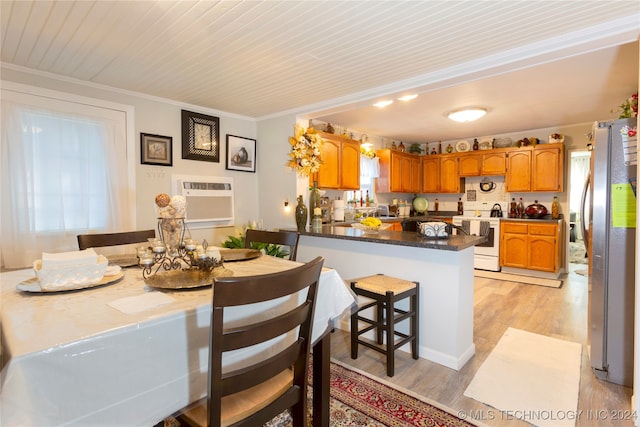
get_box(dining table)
[0,254,356,427]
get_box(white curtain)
[1,90,132,268]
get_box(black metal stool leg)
[411,284,419,359]
[385,291,394,377]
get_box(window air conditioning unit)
[172,175,234,228]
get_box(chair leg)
[376,301,384,344]
[385,291,394,377]
[411,287,419,360]
[350,310,358,359]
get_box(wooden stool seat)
[349,274,419,377]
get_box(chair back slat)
[244,229,299,261]
[77,230,156,250]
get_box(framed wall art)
[181,110,220,162]
[226,134,256,173]
[140,133,173,166]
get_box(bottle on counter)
[311,207,323,232]
[365,190,370,207]
[295,195,308,232]
[551,196,560,219]
[434,198,439,214]
[457,198,464,215]
[509,198,517,218]
[309,181,320,226]
[516,197,525,218]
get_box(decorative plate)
[412,197,429,214]
[455,140,470,152]
[219,248,262,262]
[17,270,125,293]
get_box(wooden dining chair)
[176,256,324,427]
[244,229,300,261]
[77,230,156,250]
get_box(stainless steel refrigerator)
[582,117,637,387]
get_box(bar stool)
[349,274,419,377]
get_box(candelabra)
[138,218,223,280]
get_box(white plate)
[455,140,470,152]
[17,270,125,293]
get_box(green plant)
[409,143,423,154]
[220,224,289,258]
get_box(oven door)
[452,217,500,257]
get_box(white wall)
[1,66,262,246]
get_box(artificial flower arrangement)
[612,93,638,119]
[287,123,324,177]
[621,126,637,140]
[360,145,376,158]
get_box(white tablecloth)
[0,256,355,427]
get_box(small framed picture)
[140,133,172,166]
[181,110,220,162]
[226,135,256,173]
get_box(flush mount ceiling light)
[373,100,393,108]
[448,107,487,122]
[397,94,418,102]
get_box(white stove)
[452,201,505,272]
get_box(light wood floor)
[329,264,634,426]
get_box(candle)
[314,207,321,216]
[206,248,221,261]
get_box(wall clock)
[181,110,220,162]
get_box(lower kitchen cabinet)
[500,220,561,273]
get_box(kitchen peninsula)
[295,225,485,370]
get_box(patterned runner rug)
[265,358,480,427]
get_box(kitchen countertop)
[295,224,485,251]
[500,215,564,223]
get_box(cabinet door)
[400,154,413,192]
[528,235,557,272]
[421,157,440,193]
[500,233,529,268]
[340,140,360,190]
[532,146,563,192]
[459,154,481,177]
[482,152,506,175]
[410,156,422,193]
[505,150,531,192]
[314,137,340,189]
[440,157,460,193]
[390,152,403,192]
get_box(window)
[1,84,134,268]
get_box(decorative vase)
[309,181,320,225]
[295,195,308,232]
[158,217,184,257]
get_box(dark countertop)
[295,225,485,251]
[500,215,564,223]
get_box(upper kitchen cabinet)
[421,155,463,194]
[375,149,421,193]
[459,151,506,177]
[311,132,360,190]
[505,144,564,192]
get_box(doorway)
[568,149,590,266]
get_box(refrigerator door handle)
[580,172,590,252]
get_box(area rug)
[265,359,480,427]
[569,241,588,265]
[474,270,562,288]
[464,328,582,427]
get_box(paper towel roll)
[334,200,345,221]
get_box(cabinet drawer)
[528,223,557,236]
[501,222,528,234]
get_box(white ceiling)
[2,1,639,143]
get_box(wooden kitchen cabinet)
[505,145,564,192]
[500,220,561,273]
[375,149,421,193]
[312,132,360,190]
[458,151,506,177]
[420,155,463,193]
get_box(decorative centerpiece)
[138,193,230,287]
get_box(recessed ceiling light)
[398,94,418,101]
[448,107,487,122]
[373,100,393,108]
